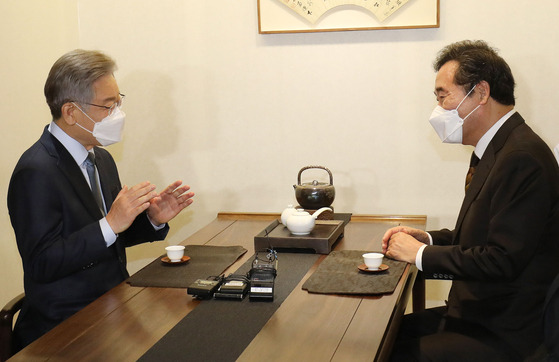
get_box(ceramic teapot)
[293,166,335,209]
[281,204,298,226]
[286,207,332,235]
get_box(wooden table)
[10,213,426,362]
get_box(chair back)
[0,293,25,362]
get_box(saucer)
[358,263,389,273]
[161,255,190,265]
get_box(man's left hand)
[385,231,424,264]
[147,181,194,226]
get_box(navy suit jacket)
[8,126,169,348]
[424,113,559,357]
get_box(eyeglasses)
[83,93,125,116]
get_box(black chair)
[0,293,24,362]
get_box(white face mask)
[73,103,126,146]
[429,85,480,144]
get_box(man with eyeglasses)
[7,49,195,351]
[383,40,559,360]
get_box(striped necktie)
[465,152,480,191]
[84,152,105,215]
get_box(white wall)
[2,0,558,308]
[0,0,79,306]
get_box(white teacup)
[362,252,384,270]
[165,245,185,262]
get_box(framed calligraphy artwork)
[258,0,439,34]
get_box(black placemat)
[127,245,247,288]
[139,252,319,362]
[302,250,406,295]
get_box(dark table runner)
[139,252,320,362]
[127,245,247,288]
[302,250,406,295]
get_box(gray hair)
[44,49,117,120]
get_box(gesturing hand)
[147,180,195,226]
[106,181,158,234]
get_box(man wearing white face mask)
[428,83,480,144]
[7,49,195,351]
[382,40,559,361]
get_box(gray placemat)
[302,250,406,295]
[127,245,247,288]
[139,252,320,362]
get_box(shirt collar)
[474,109,516,159]
[48,121,90,165]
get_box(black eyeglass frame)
[82,93,125,116]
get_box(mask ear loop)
[455,84,477,111]
[443,103,480,142]
[455,84,481,122]
[72,102,97,124]
[442,85,477,143]
[462,104,481,122]
[71,102,97,135]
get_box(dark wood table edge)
[375,265,419,361]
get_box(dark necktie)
[84,152,105,215]
[465,152,480,191]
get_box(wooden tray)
[254,219,344,254]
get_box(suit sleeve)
[428,228,453,246]
[119,212,169,247]
[422,150,554,281]
[8,166,111,284]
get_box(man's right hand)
[105,182,158,234]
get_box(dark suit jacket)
[544,273,559,357]
[8,126,169,349]
[424,113,559,357]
